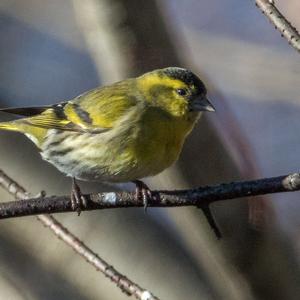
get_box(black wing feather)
[0,102,67,117]
[0,106,51,116]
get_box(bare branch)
[0,169,160,300]
[255,0,300,52]
[0,172,300,219]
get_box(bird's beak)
[190,96,215,112]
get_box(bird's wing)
[0,103,88,132]
[68,79,138,129]
[1,79,139,133]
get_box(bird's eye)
[176,89,187,96]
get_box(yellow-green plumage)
[0,67,214,183]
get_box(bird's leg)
[71,177,87,216]
[132,180,153,212]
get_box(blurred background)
[0,0,300,299]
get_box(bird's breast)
[123,109,195,179]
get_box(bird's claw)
[133,180,152,212]
[71,178,87,216]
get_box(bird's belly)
[40,130,106,181]
[40,128,183,183]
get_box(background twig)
[0,172,299,219]
[255,0,300,52]
[0,169,160,300]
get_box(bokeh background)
[0,0,300,299]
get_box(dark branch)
[0,169,160,300]
[0,173,300,219]
[256,0,300,52]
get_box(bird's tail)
[0,121,20,132]
[0,120,44,147]
[0,105,49,133]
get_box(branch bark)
[1,172,299,219]
[0,169,160,300]
[255,0,300,52]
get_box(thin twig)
[0,169,160,300]
[255,0,300,52]
[0,172,299,219]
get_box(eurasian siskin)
[0,67,215,212]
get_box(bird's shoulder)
[67,79,142,129]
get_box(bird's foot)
[71,178,87,216]
[132,180,152,212]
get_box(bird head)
[137,67,215,119]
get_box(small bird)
[0,67,215,213]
